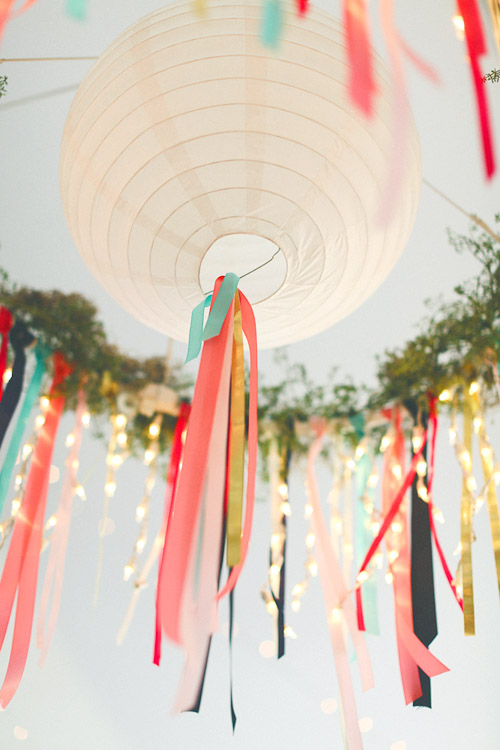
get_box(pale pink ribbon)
[36,389,87,666]
[308,418,373,750]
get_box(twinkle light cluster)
[123,415,162,582]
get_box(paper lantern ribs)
[60,0,421,349]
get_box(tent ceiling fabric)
[60,0,421,349]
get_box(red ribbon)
[0,306,13,400]
[0,352,72,707]
[457,0,496,178]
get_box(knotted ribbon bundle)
[154,274,258,713]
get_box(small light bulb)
[11,498,21,516]
[388,550,399,564]
[454,542,462,556]
[292,583,304,597]
[330,607,342,623]
[469,381,480,396]
[117,432,127,447]
[136,505,146,522]
[291,598,301,613]
[367,473,378,488]
[266,600,277,615]
[460,450,471,470]
[364,500,374,514]
[35,414,45,429]
[21,443,33,460]
[371,521,381,535]
[82,411,91,427]
[449,427,457,445]
[452,14,465,33]
[493,467,500,485]
[412,435,423,452]
[270,563,281,578]
[432,508,445,524]
[481,445,492,459]
[45,514,57,530]
[375,552,384,569]
[475,495,485,513]
[416,459,427,477]
[283,625,297,639]
[2,367,12,385]
[105,480,116,497]
[417,484,429,502]
[278,483,288,500]
[305,532,315,549]
[307,560,318,577]
[40,395,50,411]
[144,449,155,465]
[14,473,23,487]
[466,476,477,492]
[385,571,394,585]
[357,570,369,584]
[111,453,123,468]
[75,484,86,501]
[136,536,146,554]
[380,435,391,452]
[114,414,127,429]
[355,445,364,459]
[473,417,483,434]
[123,563,134,582]
[439,389,451,402]
[65,433,75,448]
[148,422,161,438]
[304,503,313,519]
[280,501,291,517]
[391,521,403,534]
[345,458,356,472]
[392,465,402,480]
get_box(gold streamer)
[475,397,500,603]
[487,0,500,59]
[226,292,245,566]
[460,391,474,635]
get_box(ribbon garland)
[0,352,72,708]
[343,0,375,116]
[0,321,35,448]
[0,343,49,517]
[36,388,87,666]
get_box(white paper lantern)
[60,0,420,349]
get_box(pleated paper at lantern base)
[60,0,421,348]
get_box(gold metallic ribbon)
[475,396,500,603]
[460,391,474,635]
[226,292,245,566]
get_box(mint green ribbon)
[185,273,240,363]
[355,451,379,635]
[66,0,87,20]
[261,0,282,47]
[0,343,50,518]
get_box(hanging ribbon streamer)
[36,389,86,666]
[296,0,308,15]
[0,321,35,448]
[475,394,500,605]
[460,389,475,635]
[487,0,500,58]
[409,408,437,708]
[0,0,38,41]
[66,0,87,20]
[0,352,72,708]
[343,0,375,116]
[456,0,496,179]
[261,0,282,48]
[153,402,191,664]
[185,273,239,363]
[0,305,13,400]
[307,419,373,750]
[0,343,49,518]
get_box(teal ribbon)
[0,343,50,518]
[355,450,380,636]
[261,0,282,48]
[185,273,239,363]
[66,0,87,20]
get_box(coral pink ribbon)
[457,0,496,179]
[0,0,39,39]
[36,389,87,666]
[0,306,13,400]
[216,291,258,601]
[159,278,235,646]
[308,418,373,750]
[0,352,72,708]
[154,401,191,666]
[382,407,425,704]
[173,312,234,713]
[343,0,376,116]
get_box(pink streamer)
[0,353,72,707]
[173,311,233,713]
[0,0,39,39]
[343,0,376,116]
[307,419,373,750]
[36,389,86,666]
[154,402,191,666]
